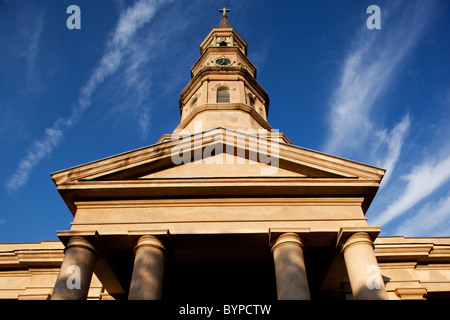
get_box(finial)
[218,7,230,28]
[219,7,230,17]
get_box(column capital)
[340,232,374,255]
[128,230,170,254]
[336,227,380,252]
[268,228,309,250]
[57,230,104,257]
[134,235,166,255]
[65,236,98,255]
[270,232,305,254]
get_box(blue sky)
[0,0,449,242]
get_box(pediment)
[51,128,384,185]
[138,154,307,179]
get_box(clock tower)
[175,8,272,136]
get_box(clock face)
[215,58,231,66]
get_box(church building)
[1,9,450,301]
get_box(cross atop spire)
[218,7,230,28]
[219,7,230,17]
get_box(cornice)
[374,238,450,263]
[175,103,272,132]
[52,128,385,185]
[75,197,366,208]
[0,242,64,270]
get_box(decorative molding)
[336,226,381,249]
[268,228,310,249]
[395,287,427,300]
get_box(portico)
[49,228,388,300]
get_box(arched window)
[217,89,230,103]
[249,97,255,107]
[247,93,256,108]
[219,41,228,47]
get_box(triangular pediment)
[52,128,384,185]
[138,154,307,179]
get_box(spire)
[176,7,270,135]
[219,7,230,28]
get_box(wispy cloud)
[394,194,450,237]
[113,35,154,138]
[6,127,64,191]
[139,106,151,137]
[6,0,169,191]
[373,114,411,187]
[24,12,44,79]
[323,1,448,236]
[323,1,436,175]
[371,152,450,227]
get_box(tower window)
[217,89,230,103]
[219,41,228,47]
[249,97,255,107]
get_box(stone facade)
[1,10,449,300]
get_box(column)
[341,232,388,300]
[128,235,166,300]
[271,233,310,300]
[51,236,97,300]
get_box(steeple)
[174,8,275,138]
[218,7,230,28]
